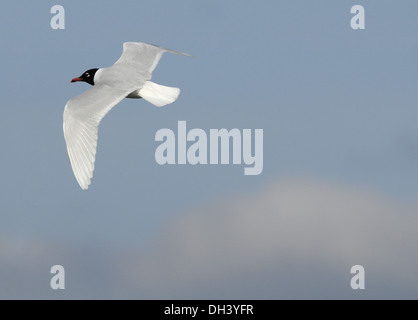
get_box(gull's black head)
[71,68,99,86]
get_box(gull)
[63,42,190,190]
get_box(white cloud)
[126,178,418,298]
[1,178,418,299]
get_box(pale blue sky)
[0,1,417,299]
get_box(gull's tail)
[138,81,180,107]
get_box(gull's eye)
[85,73,90,77]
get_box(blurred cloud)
[1,178,417,299]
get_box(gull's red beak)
[71,77,83,83]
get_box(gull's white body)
[63,42,189,190]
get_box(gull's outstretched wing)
[114,42,191,76]
[63,84,130,190]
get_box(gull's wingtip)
[122,41,192,57]
[166,48,192,57]
[78,181,90,190]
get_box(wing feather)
[114,42,191,75]
[63,84,130,189]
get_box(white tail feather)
[138,81,180,107]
